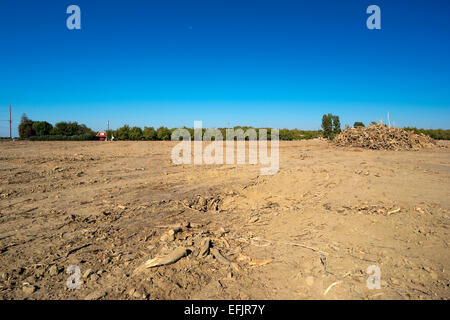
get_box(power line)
[0,105,12,139]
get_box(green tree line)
[19,114,96,141]
[17,113,450,141]
[404,127,450,140]
[107,125,322,141]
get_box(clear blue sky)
[1,0,449,136]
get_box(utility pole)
[9,104,12,139]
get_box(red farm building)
[96,131,107,141]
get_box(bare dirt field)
[0,140,449,300]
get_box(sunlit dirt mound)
[334,124,436,150]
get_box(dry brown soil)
[0,140,449,300]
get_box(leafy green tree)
[106,130,115,140]
[354,122,365,128]
[74,123,95,135]
[279,129,293,140]
[170,127,195,140]
[116,125,130,140]
[321,114,341,139]
[129,126,143,140]
[156,126,171,140]
[52,122,69,136]
[51,121,94,136]
[321,114,333,139]
[18,114,35,139]
[143,127,157,140]
[32,121,53,136]
[266,128,272,140]
[67,122,80,135]
[332,115,341,135]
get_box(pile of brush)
[333,124,436,150]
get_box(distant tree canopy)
[106,126,319,141]
[322,114,341,139]
[116,125,130,140]
[143,127,157,140]
[51,121,94,136]
[333,116,341,135]
[129,126,143,140]
[404,127,450,140]
[279,129,293,141]
[18,116,96,140]
[321,114,332,138]
[156,126,171,141]
[32,121,53,136]
[354,122,365,128]
[106,129,115,140]
[18,114,35,139]
[17,116,449,141]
